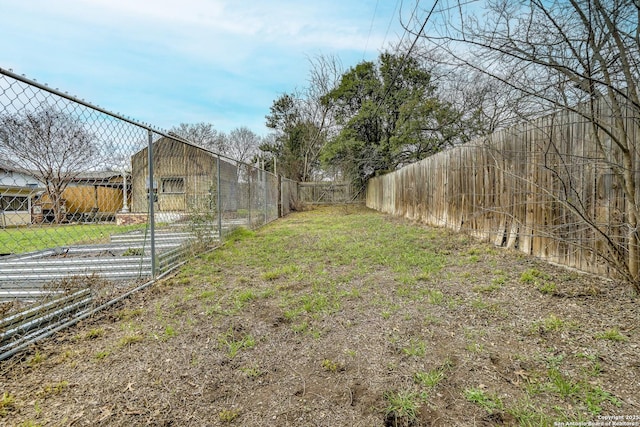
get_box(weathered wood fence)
[297,182,362,205]
[367,99,640,280]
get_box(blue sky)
[1,0,420,136]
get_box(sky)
[0,0,421,137]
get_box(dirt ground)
[1,206,639,426]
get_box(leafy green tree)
[321,52,461,185]
[263,94,321,181]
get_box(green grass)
[218,327,256,358]
[384,390,421,423]
[464,387,504,412]
[595,328,628,342]
[402,339,427,357]
[532,314,576,334]
[0,223,147,254]
[321,359,342,372]
[118,334,144,347]
[218,409,239,422]
[0,392,16,416]
[414,368,445,388]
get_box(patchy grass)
[0,392,16,416]
[595,328,628,342]
[0,206,635,426]
[384,390,421,424]
[0,223,147,254]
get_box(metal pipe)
[0,297,93,351]
[0,266,180,362]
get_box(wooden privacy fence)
[367,99,640,280]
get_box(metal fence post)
[247,167,252,228]
[277,174,282,218]
[217,155,222,241]
[264,169,268,224]
[147,130,156,278]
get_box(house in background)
[130,138,237,219]
[58,171,125,222]
[0,162,43,227]
[1,160,127,225]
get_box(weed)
[300,292,338,314]
[533,314,573,334]
[237,289,257,304]
[218,328,255,358]
[261,264,299,281]
[261,270,281,281]
[423,314,440,325]
[122,247,144,256]
[547,368,579,398]
[402,339,427,357]
[446,297,462,308]
[583,386,621,415]
[321,359,342,372]
[396,284,414,299]
[541,367,621,415]
[466,342,485,353]
[198,290,217,300]
[163,325,177,341]
[219,409,239,422]
[85,328,105,339]
[538,282,558,295]
[471,298,488,310]
[94,350,110,360]
[545,353,565,368]
[464,387,503,412]
[0,392,16,416]
[118,334,143,347]
[283,307,302,320]
[414,368,445,388]
[583,360,602,377]
[339,287,361,299]
[384,390,420,423]
[507,399,555,426]
[27,351,46,366]
[520,268,548,284]
[239,366,262,378]
[595,328,627,342]
[115,308,143,321]
[422,288,444,305]
[18,421,42,427]
[291,321,308,333]
[467,248,482,256]
[41,381,69,396]
[59,350,74,362]
[473,283,502,293]
[576,352,597,362]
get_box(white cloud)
[0,0,407,134]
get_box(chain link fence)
[0,68,293,360]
